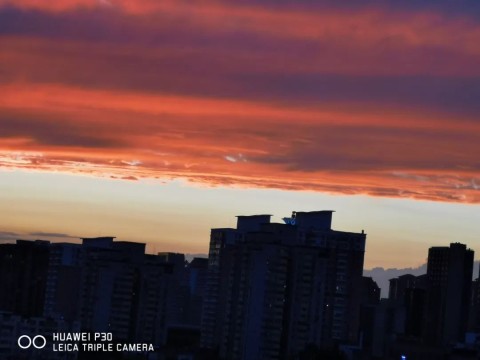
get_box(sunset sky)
[1,0,480,269]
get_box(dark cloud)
[242,0,480,20]
[0,231,20,237]
[2,4,480,117]
[0,230,78,243]
[248,123,480,173]
[2,12,480,117]
[0,8,125,42]
[28,231,77,238]
[0,231,21,242]
[0,111,126,148]
[233,74,480,118]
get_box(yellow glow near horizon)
[1,169,479,269]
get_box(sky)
[1,0,480,270]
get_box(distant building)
[389,274,417,306]
[0,236,201,352]
[44,242,82,322]
[201,211,366,360]
[404,275,427,338]
[361,277,381,306]
[79,237,146,341]
[134,252,188,346]
[359,277,380,358]
[185,258,208,327]
[470,276,480,332]
[387,273,427,339]
[0,311,80,360]
[200,226,237,351]
[424,243,474,346]
[0,240,50,318]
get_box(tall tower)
[424,242,474,345]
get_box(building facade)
[201,210,366,360]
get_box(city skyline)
[1,214,477,359]
[1,0,480,270]
[1,208,478,299]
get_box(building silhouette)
[385,273,428,339]
[0,240,50,318]
[201,210,366,360]
[358,276,380,358]
[79,237,147,341]
[0,218,477,359]
[424,242,474,346]
[0,237,207,359]
[368,244,476,359]
[43,242,82,322]
[469,267,480,332]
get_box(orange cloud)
[1,2,480,204]
[0,83,479,203]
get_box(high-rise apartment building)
[424,242,474,345]
[201,211,366,360]
[469,266,480,332]
[0,237,199,351]
[79,237,145,340]
[44,242,82,322]
[384,273,427,342]
[0,240,50,318]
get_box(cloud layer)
[1,1,480,202]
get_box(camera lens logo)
[17,335,47,349]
